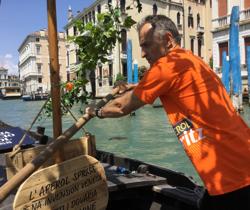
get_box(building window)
[120,0,126,13]
[190,38,194,53]
[73,26,77,36]
[244,37,250,63]
[76,50,79,63]
[36,45,41,55]
[218,0,227,17]
[38,78,42,83]
[66,51,69,67]
[85,15,88,23]
[108,63,113,86]
[98,65,102,87]
[122,62,127,78]
[245,0,250,9]
[197,13,200,27]
[88,12,92,22]
[218,41,228,66]
[97,5,101,14]
[121,29,127,52]
[198,38,202,57]
[188,7,193,28]
[153,3,158,16]
[92,10,95,23]
[36,38,40,42]
[188,15,194,28]
[177,12,181,25]
[37,64,42,73]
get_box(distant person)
[86,15,250,209]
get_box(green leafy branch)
[42,3,141,118]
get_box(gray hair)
[137,15,181,45]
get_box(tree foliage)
[42,2,141,117]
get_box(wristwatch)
[95,108,104,119]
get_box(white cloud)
[0,54,18,75]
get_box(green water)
[0,99,250,185]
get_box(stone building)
[18,29,67,95]
[212,0,250,91]
[65,0,212,96]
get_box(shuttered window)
[244,37,250,62]
[218,0,227,17]
[245,0,250,9]
[219,42,228,66]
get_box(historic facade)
[0,67,8,88]
[18,29,67,95]
[212,0,250,91]
[65,0,212,96]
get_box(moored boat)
[22,93,49,101]
[0,87,21,100]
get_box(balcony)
[213,8,250,31]
[23,71,42,79]
[240,8,250,23]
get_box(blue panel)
[222,51,230,93]
[229,6,242,94]
[126,40,133,84]
[133,63,138,83]
[247,46,250,98]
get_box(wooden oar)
[0,87,120,203]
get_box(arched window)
[190,38,194,53]
[188,6,192,15]
[153,3,158,15]
[177,12,181,25]
[197,13,200,27]
[121,29,127,52]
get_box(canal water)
[0,99,249,185]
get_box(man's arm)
[100,90,145,118]
[85,89,145,118]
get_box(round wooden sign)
[13,155,109,210]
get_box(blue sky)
[0,0,95,74]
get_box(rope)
[9,97,51,158]
[60,101,88,134]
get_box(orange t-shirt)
[134,47,250,195]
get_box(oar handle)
[0,88,120,203]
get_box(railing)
[213,8,250,30]
[240,8,250,21]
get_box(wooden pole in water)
[47,0,62,139]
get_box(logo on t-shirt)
[173,118,193,137]
[173,118,206,147]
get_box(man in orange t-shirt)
[86,15,250,209]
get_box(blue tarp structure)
[229,6,242,95]
[222,51,230,93]
[127,39,133,84]
[0,127,35,151]
[133,61,138,83]
[247,46,250,100]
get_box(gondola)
[0,120,204,210]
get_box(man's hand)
[85,105,96,117]
[113,81,137,95]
